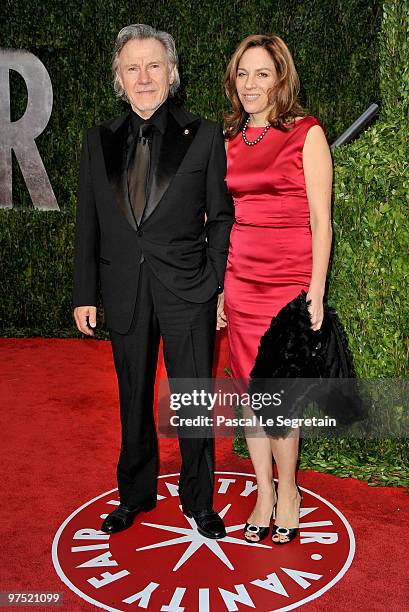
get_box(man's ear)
[116,69,124,92]
[169,64,176,85]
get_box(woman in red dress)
[218,35,333,544]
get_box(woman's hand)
[306,289,324,331]
[216,292,227,330]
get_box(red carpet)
[0,337,408,611]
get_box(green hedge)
[328,0,408,381]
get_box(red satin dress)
[224,116,321,383]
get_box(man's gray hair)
[112,23,180,101]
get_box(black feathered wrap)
[248,291,366,437]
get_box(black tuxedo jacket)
[73,100,234,333]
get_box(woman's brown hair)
[224,34,307,139]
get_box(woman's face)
[235,47,277,123]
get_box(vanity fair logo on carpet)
[52,472,355,611]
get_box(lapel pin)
[184,128,189,135]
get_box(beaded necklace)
[241,116,270,146]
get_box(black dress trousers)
[109,260,218,511]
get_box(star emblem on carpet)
[135,503,272,571]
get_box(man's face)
[118,37,175,118]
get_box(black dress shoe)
[183,507,226,539]
[101,500,155,534]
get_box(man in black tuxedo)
[73,24,234,539]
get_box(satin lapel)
[140,112,200,225]
[100,113,137,232]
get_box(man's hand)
[74,306,97,336]
[216,292,227,330]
